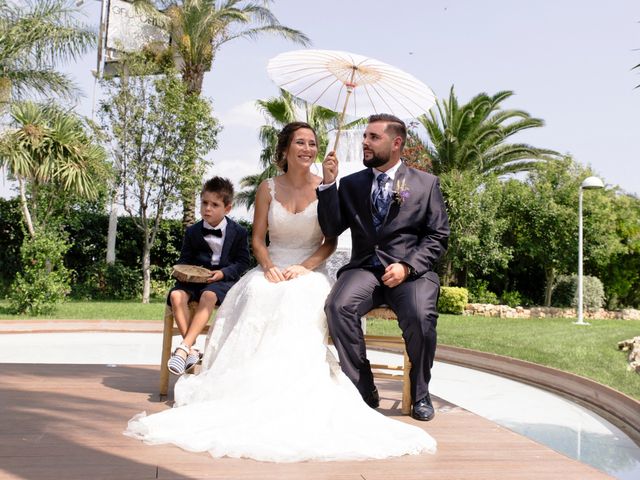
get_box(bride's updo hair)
[275,122,317,173]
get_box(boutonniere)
[392,178,410,205]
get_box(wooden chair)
[360,307,412,415]
[159,302,215,397]
[159,304,411,414]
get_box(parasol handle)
[332,86,353,152]
[332,70,358,152]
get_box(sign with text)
[105,0,169,61]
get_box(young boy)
[167,176,251,375]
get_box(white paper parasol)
[267,49,436,149]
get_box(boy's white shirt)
[203,217,227,265]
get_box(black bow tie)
[202,226,222,237]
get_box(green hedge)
[0,198,255,300]
[0,199,23,296]
[438,286,469,314]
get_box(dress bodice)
[266,177,325,268]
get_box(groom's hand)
[322,151,338,185]
[382,263,409,288]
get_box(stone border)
[463,303,640,320]
[436,345,640,446]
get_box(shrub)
[551,275,605,309]
[150,264,174,300]
[73,261,142,300]
[468,279,499,304]
[438,286,469,314]
[9,231,71,315]
[501,290,524,308]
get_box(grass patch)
[0,299,166,321]
[368,314,640,400]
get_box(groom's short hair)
[369,114,407,149]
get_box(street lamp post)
[575,176,604,325]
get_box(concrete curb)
[436,344,640,447]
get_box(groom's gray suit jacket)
[317,161,450,281]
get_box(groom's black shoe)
[364,387,380,409]
[411,393,435,421]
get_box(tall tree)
[417,87,559,177]
[99,59,219,303]
[0,101,108,236]
[236,89,338,209]
[499,157,623,306]
[587,191,640,308]
[0,0,94,108]
[0,101,109,314]
[132,0,310,226]
[438,170,511,287]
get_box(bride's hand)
[264,266,287,283]
[283,264,311,280]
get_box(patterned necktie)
[372,172,390,231]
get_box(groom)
[317,113,450,421]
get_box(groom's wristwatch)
[401,262,415,279]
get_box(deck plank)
[0,364,611,480]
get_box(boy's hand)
[207,270,224,283]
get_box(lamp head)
[581,176,604,190]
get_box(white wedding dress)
[125,179,436,462]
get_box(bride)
[125,122,437,462]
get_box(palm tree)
[414,88,560,288]
[0,0,94,108]
[417,87,559,177]
[131,0,310,225]
[0,101,108,236]
[236,89,338,209]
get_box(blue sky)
[2,0,639,219]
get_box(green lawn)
[0,300,166,320]
[369,314,640,400]
[1,300,638,399]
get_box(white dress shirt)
[203,217,227,266]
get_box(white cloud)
[218,100,265,128]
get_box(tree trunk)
[181,190,196,228]
[442,259,453,286]
[544,267,555,307]
[141,240,151,304]
[180,70,204,229]
[17,176,35,237]
[106,189,118,264]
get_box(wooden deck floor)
[0,364,611,480]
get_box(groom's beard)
[363,151,389,169]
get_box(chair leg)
[401,349,412,415]
[159,305,174,398]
